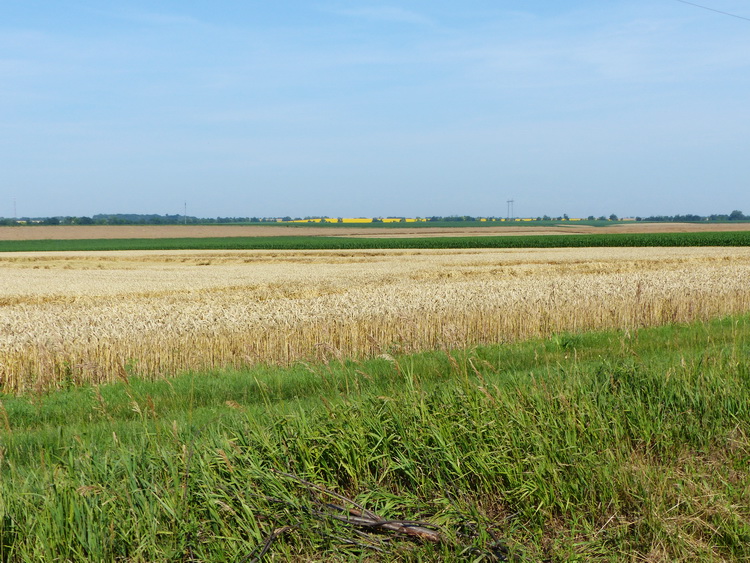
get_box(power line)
[674,0,750,22]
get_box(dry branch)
[270,469,443,544]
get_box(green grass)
[1,230,750,252]
[0,316,749,560]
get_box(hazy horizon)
[2,210,747,222]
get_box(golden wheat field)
[1,246,750,393]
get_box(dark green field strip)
[1,230,750,252]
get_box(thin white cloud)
[0,57,31,77]
[90,7,207,28]
[128,11,204,26]
[419,8,750,93]
[322,5,434,26]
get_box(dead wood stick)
[270,469,443,543]
[271,469,379,520]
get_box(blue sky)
[2,1,749,218]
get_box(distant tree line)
[0,214,261,226]
[641,210,746,222]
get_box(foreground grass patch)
[0,317,748,560]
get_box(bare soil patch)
[0,222,748,241]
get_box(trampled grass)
[0,316,748,561]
